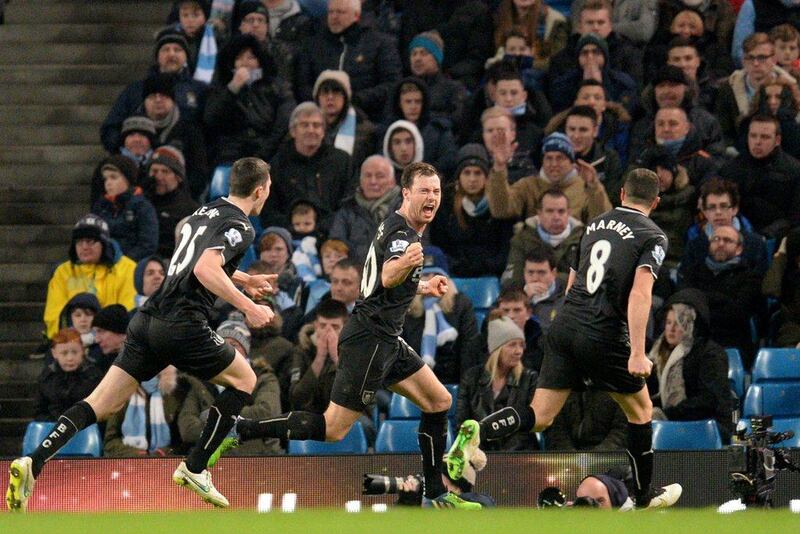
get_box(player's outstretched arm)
[626,267,655,378]
[194,249,273,328]
[382,242,424,288]
[417,275,448,297]
[232,270,278,299]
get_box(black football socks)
[626,421,655,504]
[238,411,326,441]
[479,405,535,441]
[29,400,97,477]
[185,387,252,473]
[418,410,448,499]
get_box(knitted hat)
[217,314,252,356]
[260,226,294,255]
[409,30,445,66]
[636,145,678,176]
[121,116,157,144]
[143,72,177,100]
[92,304,130,334]
[454,143,490,179]
[154,28,190,60]
[541,132,575,162]
[576,33,609,63]
[150,145,186,180]
[100,154,139,186]
[65,293,101,316]
[653,65,688,86]
[72,213,110,243]
[422,245,450,277]
[134,255,167,295]
[487,316,525,354]
[236,0,268,25]
[312,69,352,100]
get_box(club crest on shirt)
[652,244,665,266]
[225,228,243,247]
[390,239,409,254]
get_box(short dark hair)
[333,257,362,277]
[486,60,519,84]
[743,32,772,54]
[538,187,569,206]
[495,69,524,85]
[524,246,556,270]
[566,105,598,126]
[401,161,439,189]
[229,157,270,197]
[750,114,782,136]
[667,36,699,53]
[316,298,349,320]
[700,177,740,209]
[291,200,317,218]
[622,168,660,204]
[581,0,612,14]
[770,23,800,44]
[497,287,529,306]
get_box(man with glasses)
[716,32,796,145]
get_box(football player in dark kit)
[448,168,683,510]
[214,162,480,509]
[7,158,276,511]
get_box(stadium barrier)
[1,451,799,512]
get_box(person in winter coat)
[133,255,166,309]
[35,328,103,421]
[90,116,156,205]
[735,77,800,161]
[492,0,570,75]
[762,228,800,347]
[204,34,295,165]
[92,155,159,261]
[431,145,514,278]
[545,390,628,451]
[43,215,137,339]
[570,0,658,45]
[407,30,468,126]
[647,289,735,442]
[313,70,376,173]
[456,317,538,451]
[572,80,632,165]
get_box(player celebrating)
[448,168,683,510]
[7,158,275,511]
[215,162,478,509]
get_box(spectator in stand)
[677,225,763,365]
[314,70,376,173]
[481,106,537,184]
[549,33,638,114]
[100,29,207,152]
[133,255,166,309]
[659,0,736,52]
[90,116,156,205]
[769,24,800,80]
[731,0,800,68]
[718,115,800,238]
[570,0,658,45]
[683,178,768,277]
[35,328,103,421]
[503,189,583,287]
[545,390,627,451]
[647,289,734,442]
[179,315,283,454]
[572,80,631,165]
[402,250,481,385]
[545,105,624,202]
[716,33,796,146]
[666,37,718,112]
[430,144,514,279]
[407,30,468,125]
[170,1,216,79]
[329,155,400,264]
[521,247,565,333]
[104,365,185,457]
[205,34,294,168]
[92,155,159,261]
[91,304,129,374]
[486,131,612,224]
[258,227,304,313]
[456,316,538,451]
[548,0,643,85]
[263,103,352,231]
[763,228,800,347]
[297,0,401,119]
[144,146,199,258]
[55,294,101,362]
[491,288,544,372]
[491,69,547,152]
[43,215,136,340]
[736,77,800,161]
[631,66,724,163]
[382,119,424,181]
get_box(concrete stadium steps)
[0,43,159,65]
[0,302,46,323]
[0,284,49,305]
[0,64,149,84]
[0,23,159,44]
[0,223,72,262]
[6,1,170,24]
[0,84,126,105]
[0,125,99,145]
[0,201,88,225]
[0,145,104,164]
[0,399,36,420]
[0,105,110,125]
[0,322,44,343]
[2,163,94,185]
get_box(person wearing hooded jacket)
[647,288,735,442]
[204,34,295,165]
[43,215,137,340]
[381,119,425,181]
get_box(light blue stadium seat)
[751,348,800,383]
[288,421,367,454]
[452,277,500,311]
[209,164,232,201]
[374,420,452,453]
[474,310,487,330]
[726,348,746,399]
[22,422,102,457]
[388,394,422,419]
[651,419,722,450]
[736,417,800,448]
[743,383,800,418]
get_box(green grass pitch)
[3,509,799,533]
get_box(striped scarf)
[193,23,218,84]
[421,297,458,368]
[333,106,358,155]
[292,235,322,282]
[121,376,171,453]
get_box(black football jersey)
[562,207,668,340]
[141,198,255,323]
[352,211,422,339]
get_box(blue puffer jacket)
[92,187,159,261]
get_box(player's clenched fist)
[403,242,425,268]
[426,275,448,298]
[627,354,653,378]
[245,304,274,328]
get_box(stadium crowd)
[33,0,800,455]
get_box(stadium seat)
[474,310,487,330]
[22,422,102,457]
[388,394,422,419]
[743,383,800,418]
[374,420,452,453]
[452,277,500,311]
[726,348,746,399]
[736,417,800,448]
[209,164,231,200]
[288,421,368,454]
[651,419,722,450]
[751,348,800,383]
